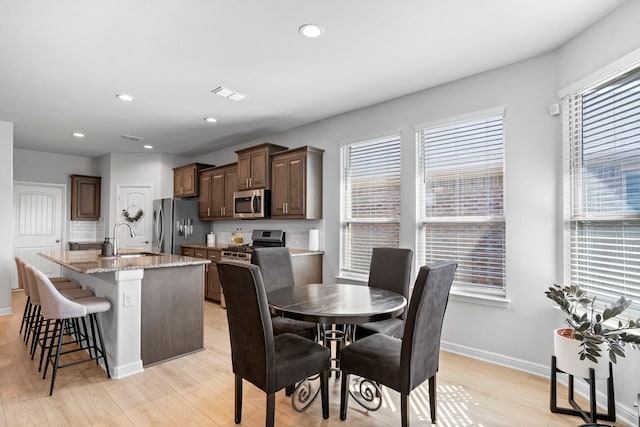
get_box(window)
[340,135,401,276]
[416,109,506,294]
[564,66,640,316]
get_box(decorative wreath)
[122,207,143,222]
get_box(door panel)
[116,185,153,251]
[13,183,64,287]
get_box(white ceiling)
[0,0,625,158]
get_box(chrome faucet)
[113,221,136,256]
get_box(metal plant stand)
[550,355,616,426]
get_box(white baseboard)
[441,340,638,426]
[0,307,13,316]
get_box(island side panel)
[64,268,145,379]
[140,265,204,366]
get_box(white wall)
[0,121,13,315]
[13,149,99,184]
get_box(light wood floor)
[0,289,630,427]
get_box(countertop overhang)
[40,249,210,274]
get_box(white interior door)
[12,182,65,288]
[115,184,153,251]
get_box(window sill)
[449,289,511,308]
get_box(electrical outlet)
[123,291,135,307]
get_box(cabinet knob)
[142,240,149,244]
[55,239,60,243]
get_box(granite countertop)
[181,243,323,256]
[40,249,210,274]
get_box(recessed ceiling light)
[116,93,135,102]
[72,132,85,138]
[299,24,324,38]
[212,86,246,102]
[143,145,153,149]
[204,117,218,124]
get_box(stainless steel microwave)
[233,189,270,219]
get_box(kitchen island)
[39,249,210,379]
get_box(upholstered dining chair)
[339,260,457,426]
[217,261,330,427]
[251,247,317,341]
[355,247,413,340]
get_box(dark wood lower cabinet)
[140,266,204,367]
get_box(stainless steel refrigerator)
[152,198,208,255]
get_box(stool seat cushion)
[53,281,82,290]
[59,288,94,300]
[74,296,111,314]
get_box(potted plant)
[545,284,640,378]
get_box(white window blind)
[340,135,401,275]
[564,66,640,316]
[417,112,506,293]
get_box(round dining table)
[267,283,407,325]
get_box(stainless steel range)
[221,229,286,263]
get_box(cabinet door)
[71,175,101,220]
[199,171,213,219]
[207,250,221,302]
[237,153,251,190]
[249,148,268,189]
[173,170,183,197]
[211,171,225,218]
[287,154,306,216]
[224,168,237,218]
[182,166,197,197]
[271,158,288,217]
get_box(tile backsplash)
[211,219,324,250]
[69,219,105,242]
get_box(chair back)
[251,247,295,292]
[31,266,86,320]
[15,257,29,297]
[368,248,413,319]
[217,261,275,392]
[400,260,457,392]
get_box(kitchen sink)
[117,252,157,258]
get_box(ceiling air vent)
[121,134,144,142]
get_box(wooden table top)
[267,283,407,324]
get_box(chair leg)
[401,393,409,427]
[92,314,111,378]
[49,319,67,395]
[38,319,52,372]
[340,372,349,420]
[266,392,275,427]
[234,374,242,424]
[429,375,437,423]
[19,296,31,335]
[320,368,329,419]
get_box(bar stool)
[32,268,112,395]
[21,261,94,369]
[15,257,34,340]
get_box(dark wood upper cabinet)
[271,146,323,219]
[173,163,213,198]
[199,163,237,220]
[70,174,101,221]
[235,143,287,190]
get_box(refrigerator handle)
[157,207,165,250]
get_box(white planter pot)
[553,328,610,379]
